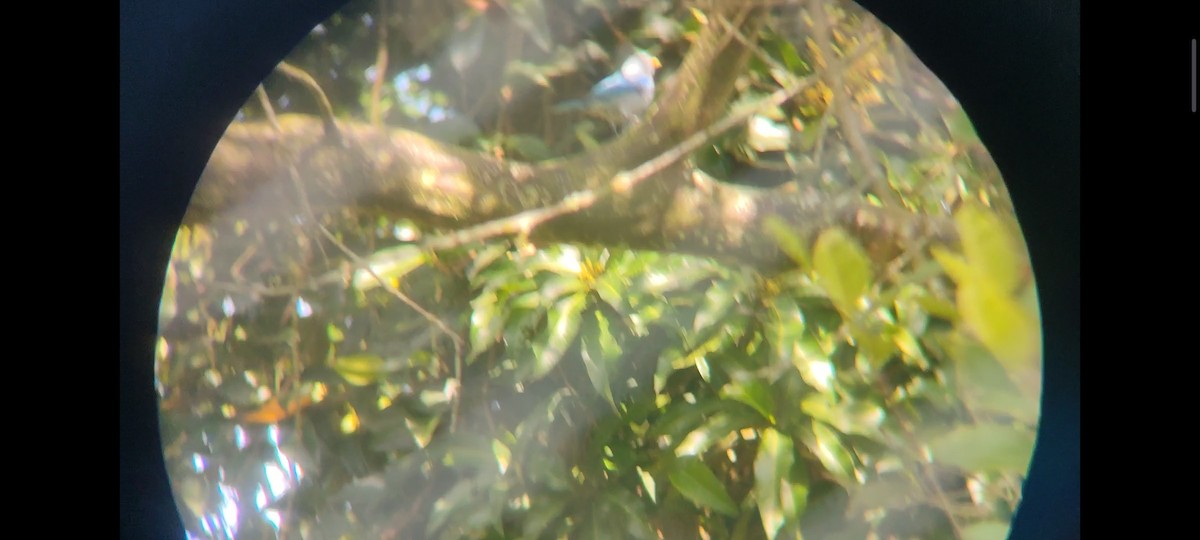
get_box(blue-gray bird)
[552,50,660,126]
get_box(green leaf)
[945,106,983,147]
[332,353,386,386]
[774,37,807,74]
[581,310,618,411]
[957,278,1041,375]
[812,228,873,316]
[961,520,1011,540]
[465,242,511,281]
[668,456,739,517]
[594,272,627,313]
[801,394,884,438]
[595,309,622,359]
[931,247,972,285]
[755,428,797,540]
[693,283,738,334]
[648,398,734,446]
[675,405,763,457]
[530,292,587,379]
[637,466,657,503]
[956,204,1027,294]
[928,423,1036,474]
[764,217,810,270]
[810,423,857,483]
[351,244,427,291]
[492,439,512,475]
[468,290,503,361]
[721,379,775,423]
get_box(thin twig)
[275,61,343,143]
[256,84,281,133]
[312,223,466,433]
[879,379,967,540]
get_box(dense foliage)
[156,1,1042,539]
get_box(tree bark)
[185,4,956,273]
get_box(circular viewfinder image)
[156,1,1043,539]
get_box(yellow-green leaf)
[931,246,971,285]
[813,228,872,316]
[956,203,1026,294]
[352,245,427,291]
[333,353,386,386]
[764,216,811,270]
[958,279,1040,373]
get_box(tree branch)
[185,6,955,273]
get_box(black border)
[120,1,1082,538]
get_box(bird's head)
[621,50,661,81]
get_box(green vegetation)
[157,1,1041,539]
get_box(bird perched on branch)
[552,50,660,128]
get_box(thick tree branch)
[185,6,955,273]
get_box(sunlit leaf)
[755,428,796,539]
[813,228,873,316]
[748,116,791,152]
[581,310,617,410]
[492,439,511,475]
[668,456,739,516]
[352,244,427,291]
[957,279,1040,374]
[851,324,895,371]
[693,283,738,334]
[333,353,386,386]
[810,423,857,483]
[676,406,762,457]
[594,272,627,312]
[531,292,587,379]
[928,423,1036,474]
[468,290,504,361]
[931,247,971,285]
[802,393,884,438]
[638,466,657,503]
[956,203,1027,294]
